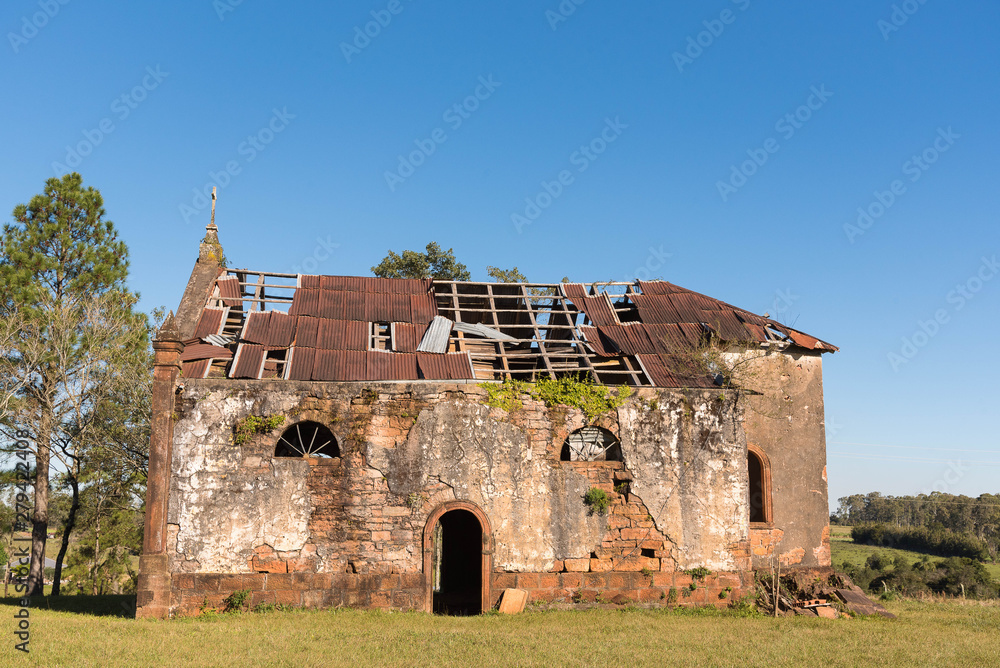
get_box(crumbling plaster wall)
[734,349,831,568]
[166,380,751,577]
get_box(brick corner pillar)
[135,323,184,619]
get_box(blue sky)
[2,1,998,507]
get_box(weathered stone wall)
[738,349,832,569]
[163,380,760,614]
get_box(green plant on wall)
[233,415,285,445]
[583,487,611,515]
[479,374,631,422]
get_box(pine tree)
[0,173,146,596]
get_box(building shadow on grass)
[0,594,137,618]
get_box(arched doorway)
[423,502,492,615]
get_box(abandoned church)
[135,224,838,618]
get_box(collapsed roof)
[179,269,837,387]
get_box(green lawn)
[830,525,1000,581]
[0,597,997,667]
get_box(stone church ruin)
[135,224,837,618]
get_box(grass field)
[0,597,997,667]
[830,525,1000,581]
[0,529,994,666]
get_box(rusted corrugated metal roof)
[322,349,365,381]
[194,270,835,386]
[561,287,620,327]
[287,346,315,381]
[194,307,226,338]
[289,289,319,317]
[635,354,717,389]
[217,277,242,308]
[579,325,612,356]
[631,294,683,324]
[410,293,438,324]
[392,323,424,353]
[230,344,266,379]
[181,359,211,379]
[367,351,418,380]
[598,324,658,355]
[417,352,475,380]
[180,343,233,362]
[316,319,368,351]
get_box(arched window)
[560,427,622,462]
[274,421,339,458]
[748,445,772,524]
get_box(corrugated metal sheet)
[701,309,751,342]
[287,347,315,381]
[295,317,319,347]
[180,343,233,362]
[181,359,211,379]
[417,316,452,353]
[643,323,692,353]
[267,311,296,348]
[581,295,619,326]
[631,294,683,324]
[560,283,589,301]
[598,324,657,355]
[392,323,424,353]
[318,290,345,320]
[316,319,368,351]
[367,351,418,380]
[343,290,366,321]
[299,274,321,289]
[453,321,517,341]
[635,353,716,389]
[289,288,319,317]
[230,344,265,379]
[242,311,270,344]
[579,325,612,356]
[194,308,226,338]
[311,349,366,381]
[217,277,242,308]
[417,352,474,380]
[410,293,438,324]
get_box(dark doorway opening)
[749,451,765,523]
[431,509,483,615]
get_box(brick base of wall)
[168,569,754,616]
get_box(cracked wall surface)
[167,381,753,577]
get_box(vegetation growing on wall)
[583,487,611,515]
[233,415,285,445]
[480,375,631,422]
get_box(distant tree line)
[834,492,1000,561]
[842,551,999,600]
